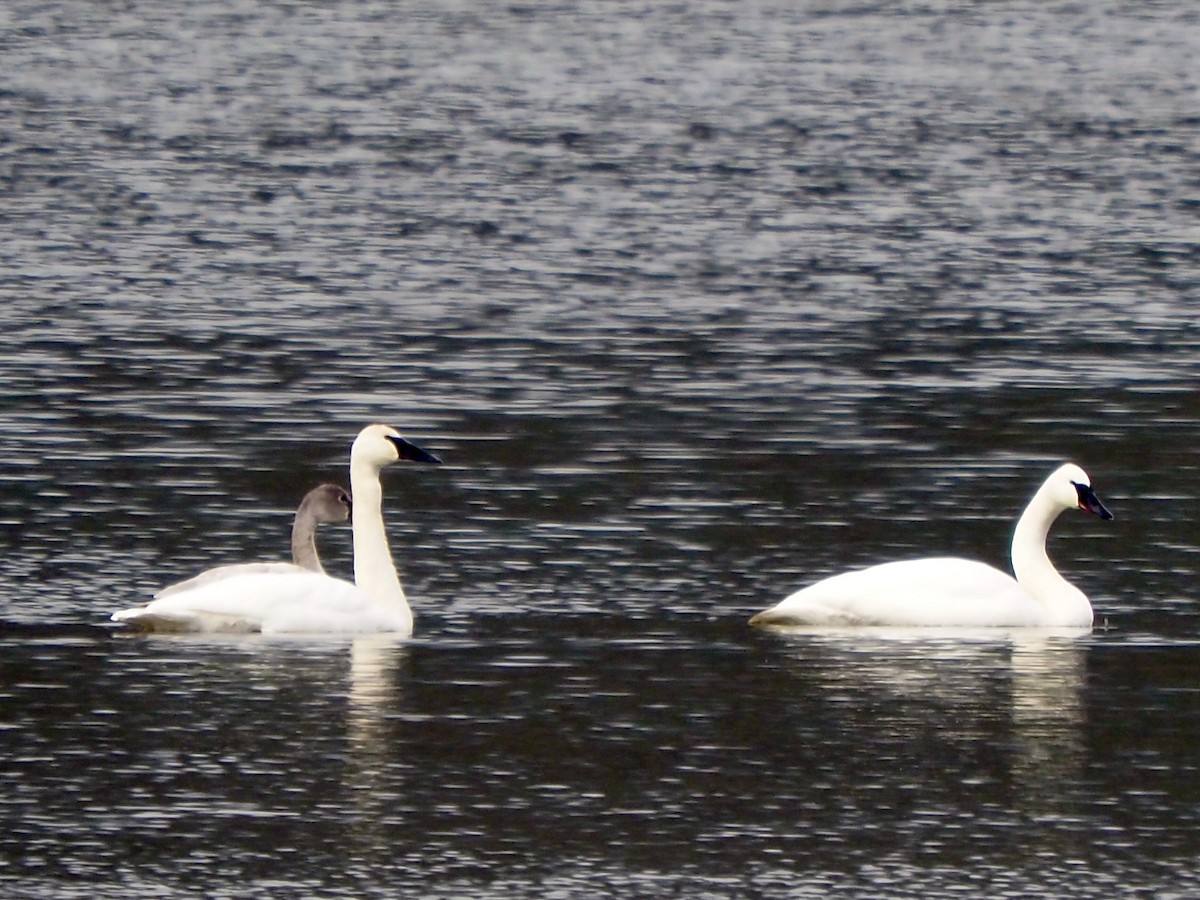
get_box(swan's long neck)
[290,506,324,574]
[349,459,411,629]
[1010,486,1092,627]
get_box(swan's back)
[752,558,1051,628]
[154,561,309,599]
[112,570,412,635]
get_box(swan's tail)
[110,607,259,634]
[749,607,826,626]
[111,607,192,632]
[749,602,867,627]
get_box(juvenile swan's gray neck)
[289,486,348,574]
[1010,481,1092,627]
[290,505,324,573]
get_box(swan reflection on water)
[343,635,409,850]
[757,626,1090,812]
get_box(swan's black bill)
[1074,482,1113,520]
[387,435,442,465]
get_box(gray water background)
[1,1,1199,896]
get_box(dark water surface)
[2,1,1199,896]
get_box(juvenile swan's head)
[300,483,352,524]
[351,423,442,470]
[1049,463,1113,520]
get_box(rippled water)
[2,1,1199,896]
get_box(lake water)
[2,1,1199,896]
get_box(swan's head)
[301,483,352,524]
[1048,463,1114,520]
[351,423,442,470]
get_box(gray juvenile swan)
[112,425,440,634]
[154,483,352,599]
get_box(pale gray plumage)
[154,483,351,600]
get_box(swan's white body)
[751,463,1113,629]
[113,426,440,635]
[115,570,417,634]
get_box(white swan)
[112,424,441,635]
[153,483,352,599]
[750,463,1113,628]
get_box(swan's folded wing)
[155,562,307,599]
